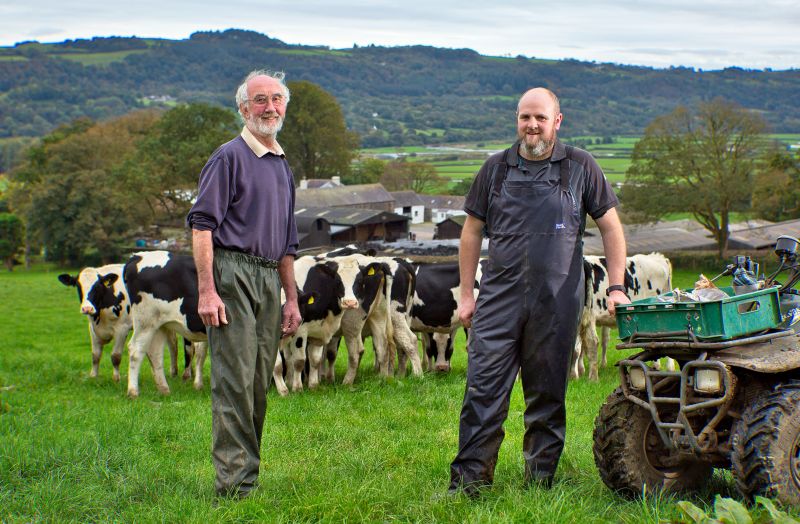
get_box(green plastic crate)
[616,286,782,342]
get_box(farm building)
[390,191,426,224]
[295,183,394,212]
[422,195,466,223]
[298,176,343,190]
[434,215,467,239]
[294,206,410,244]
[294,215,332,251]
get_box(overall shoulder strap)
[484,156,509,237]
[559,144,574,192]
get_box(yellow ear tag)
[104,280,113,288]
[367,267,375,276]
[307,296,315,305]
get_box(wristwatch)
[606,284,629,298]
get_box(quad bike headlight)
[628,367,646,390]
[694,368,722,394]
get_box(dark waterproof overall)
[450,143,586,490]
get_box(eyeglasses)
[248,94,286,106]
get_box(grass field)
[361,133,799,192]
[0,265,794,522]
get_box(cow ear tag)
[307,296,315,305]
[368,267,375,276]
[104,279,113,288]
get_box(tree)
[123,103,239,222]
[622,98,766,257]
[380,158,445,193]
[280,81,359,182]
[344,157,385,185]
[450,177,474,196]
[752,147,800,222]
[9,111,159,265]
[0,213,23,270]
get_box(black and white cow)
[573,252,672,381]
[319,254,393,385]
[122,251,208,397]
[318,247,422,379]
[275,257,349,394]
[58,264,134,382]
[410,260,485,372]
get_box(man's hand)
[282,299,302,337]
[198,290,228,327]
[607,289,631,317]
[458,295,477,328]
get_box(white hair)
[235,69,291,118]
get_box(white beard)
[247,112,283,138]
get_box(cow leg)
[307,339,325,390]
[367,319,390,378]
[166,331,179,378]
[146,328,171,395]
[393,315,422,378]
[420,333,434,372]
[182,340,194,381]
[341,332,364,386]
[432,332,452,373]
[273,350,289,397]
[570,336,583,380]
[127,326,155,398]
[600,327,610,368]
[585,322,600,382]
[289,335,306,393]
[192,341,207,390]
[88,327,104,379]
[109,326,128,383]
[323,337,339,384]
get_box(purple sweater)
[187,136,298,260]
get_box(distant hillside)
[1,29,799,151]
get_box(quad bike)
[593,235,800,505]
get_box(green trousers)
[209,248,281,496]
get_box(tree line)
[1,28,799,171]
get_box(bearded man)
[449,87,630,496]
[187,70,301,499]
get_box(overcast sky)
[1,1,798,70]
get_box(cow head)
[58,268,123,320]
[328,255,386,311]
[299,262,345,319]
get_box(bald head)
[517,88,560,117]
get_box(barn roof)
[422,195,466,210]
[728,219,800,250]
[390,190,424,207]
[295,183,393,208]
[295,206,410,226]
[436,215,468,226]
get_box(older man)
[187,70,301,499]
[450,88,629,495]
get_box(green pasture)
[3,264,789,522]
[55,50,148,66]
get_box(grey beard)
[248,114,283,138]
[520,136,554,159]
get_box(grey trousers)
[208,248,281,496]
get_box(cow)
[276,257,349,393]
[318,254,394,385]
[410,260,485,372]
[319,247,422,379]
[58,264,135,382]
[122,251,208,397]
[574,252,672,381]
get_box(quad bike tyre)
[593,388,712,497]
[732,380,800,506]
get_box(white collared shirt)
[240,126,285,157]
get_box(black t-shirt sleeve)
[464,160,493,222]
[579,153,619,220]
